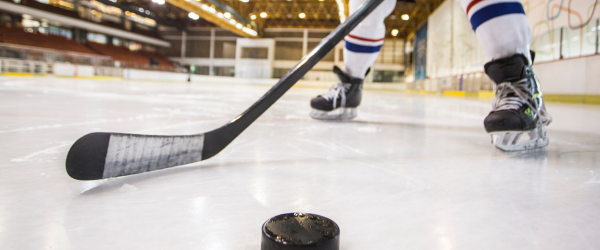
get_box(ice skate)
[309,66,364,120]
[483,53,552,152]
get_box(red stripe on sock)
[347,34,384,42]
[466,0,485,16]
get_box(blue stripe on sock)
[345,41,382,53]
[470,2,525,31]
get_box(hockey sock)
[460,0,532,62]
[343,0,396,79]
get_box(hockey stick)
[66,0,385,180]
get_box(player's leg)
[310,0,396,120]
[461,0,552,151]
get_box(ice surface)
[1,77,599,250]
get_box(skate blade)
[310,108,357,120]
[489,125,548,153]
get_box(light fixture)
[201,4,216,13]
[229,19,236,25]
[260,12,267,18]
[151,0,165,4]
[224,12,231,19]
[299,13,305,18]
[240,0,249,2]
[401,14,409,20]
[236,23,243,29]
[243,27,257,36]
[188,12,200,20]
[250,14,256,20]
[391,29,399,36]
[335,0,345,23]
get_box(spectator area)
[0,25,177,70]
[0,25,97,55]
[138,50,177,68]
[86,42,150,65]
[86,42,176,69]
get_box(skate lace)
[320,82,351,109]
[492,79,538,118]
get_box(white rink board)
[53,63,94,77]
[123,68,189,81]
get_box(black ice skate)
[484,53,552,152]
[310,66,365,120]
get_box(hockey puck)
[261,213,340,250]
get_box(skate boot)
[484,53,552,152]
[310,66,364,120]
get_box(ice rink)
[1,76,600,250]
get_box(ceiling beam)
[94,0,184,30]
[166,0,258,37]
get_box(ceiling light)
[217,12,224,18]
[240,0,249,2]
[260,12,267,18]
[335,0,345,23]
[224,12,231,19]
[299,13,305,18]
[243,27,257,36]
[188,12,199,20]
[401,14,409,20]
[235,23,243,29]
[229,19,236,25]
[250,14,256,20]
[391,29,399,36]
[201,4,216,13]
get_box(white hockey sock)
[460,0,532,62]
[343,0,396,79]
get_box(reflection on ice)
[0,77,600,249]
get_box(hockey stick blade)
[65,0,385,180]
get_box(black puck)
[261,213,340,250]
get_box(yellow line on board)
[442,90,466,97]
[3,72,36,77]
[584,95,600,104]
[93,76,123,80]
[438,91,599,105]
[544,94,600,105]
[74,76,123,80]
[478,91,495,99]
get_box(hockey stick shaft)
[66,0,384,180]
[201,0,385,159]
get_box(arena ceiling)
[116,0,445,38]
